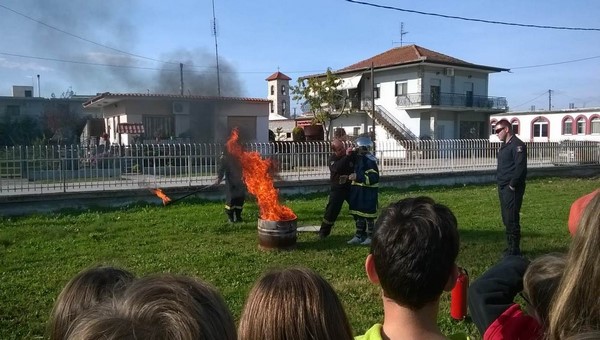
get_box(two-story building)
[298,44,508,142]
[490,107,600,142]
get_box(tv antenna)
[392,22,410,46]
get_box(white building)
[490,108,600,142]
[297,44,508,142]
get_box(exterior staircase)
[368,105,417,141]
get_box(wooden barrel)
[257,218,297,250]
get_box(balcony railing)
[396,92,507,110]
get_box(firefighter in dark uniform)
[495,119,527,256]
[215,150,246,223]
[347,136,379,246]
[318,139,355,239]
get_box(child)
[48,265,135,340]
[238,267,353,340]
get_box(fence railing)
[1,140,598,195]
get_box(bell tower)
[266,71,292,118]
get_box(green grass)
[1,177,598,339]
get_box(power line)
[511,91,549,109]
[0,3,179,66]
[510,55,600,69]
[345,0,600,31]
[0,51,325,75]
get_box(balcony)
[396,92,507,110]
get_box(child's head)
[238,267,353,340]
[114,274,237,340]
[49,266,134,340]
[522,253,566,328]
[549,192,600,340]
[368,197,460,310]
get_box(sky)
[1,0,599,113]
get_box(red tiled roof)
[83,92,270,107]
[266,71,292,81]
[303,45,508,79]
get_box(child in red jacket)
[469,254,566,340]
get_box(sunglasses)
[495,127,505,134]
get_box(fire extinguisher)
[450,267,469,320]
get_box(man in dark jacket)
[215,150,246,223]
[495,119,527,256]
[319,139,355,239]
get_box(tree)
[291,68,351,141]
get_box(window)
[6,105,20,116]
[270,85,274,95]
[24,90,33,97]
[281,85,286,95]
[374,84,380,99]
[490,121,497,134]
[353,127,361,136]
[395,81,407,96]
[591,117,600,134]
[563,117,573,135]
[533,119,549,137]
[282,101,286,115]
[576,117,586,134]
[511,120,519,135]
[270,102,274,113]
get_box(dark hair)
[49,266,135,340]
[238,267,353,340]
[496,119,512,133]
[371,197,460,310]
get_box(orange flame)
[151,188,172,206]
[226,129,296,221]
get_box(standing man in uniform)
[215,149,246,223]
[495,119,527,256]
[318,139,355,239]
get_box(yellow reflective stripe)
[225,205,232,210]
[351,182,379,187]
[349,209,378,218]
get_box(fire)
[151,188,172,206]
[226,129,296,221]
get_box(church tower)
[266,71,292,118]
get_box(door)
[430,79,441,105]
[465,82,474,107]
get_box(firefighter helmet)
[355,136,373,154]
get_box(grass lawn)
[1,177,598,339]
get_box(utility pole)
[37,74,40,98]
[548,89,552,111]
[179,63,184,95]
[371,62,376,142]
[212,0,221,97]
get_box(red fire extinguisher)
[450,267,469,320]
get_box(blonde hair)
[547,192,600,340]
[48,266,134,340]
[522,253,566,329]
[238,267,353,340]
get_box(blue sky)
[1,0,599,112]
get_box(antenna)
[212,0,221,97]
[392,22,410,46]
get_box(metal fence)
[1,140,598,196]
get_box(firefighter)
[495,119,527,256]
[318,139,355,239]
[347,136,379,246]
[215,150,246,223]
